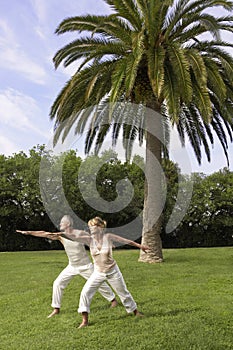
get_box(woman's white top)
[90,234,116,273]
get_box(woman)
[59,216,150,328]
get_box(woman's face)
[88,224,102,235]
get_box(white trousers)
[78,264,137,314]
[51,263,115,308]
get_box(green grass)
[0,247,232,350]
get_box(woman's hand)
[141,245,150,253]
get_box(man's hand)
[16,230,29,235]
[46,233,61,240]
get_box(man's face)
[60,218,70,231]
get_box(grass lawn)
[0,247,232,350]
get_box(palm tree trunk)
[139,103,163,263]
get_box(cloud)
[0,88,50,138]
[0,19,47,84]
[30,0,50,40]
[30,0,48,23]
[0,135,19,156]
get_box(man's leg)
[48,265,75,318]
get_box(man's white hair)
[62,215,73,227]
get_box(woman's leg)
[79,265,116,304]
[78,271,106,327]
[107,265,138,314]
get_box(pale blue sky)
[0,0,232,174]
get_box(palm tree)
[50,0,233,263]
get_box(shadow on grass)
[53,299,201,329]
[163,256,198,264]
[62,306,202,330]
[131,298,202,318]
[146,307,202,318]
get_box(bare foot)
[47,308,60,318]
[134,310,144,317]
[110,299,118,308]
[78,322,88,329]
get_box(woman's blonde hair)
[88,216,107,228]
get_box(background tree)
[175,168,233,247]
[0,147,55,251]
[1,145,233,250]
[50,0,233,263]
[65,149,144,233]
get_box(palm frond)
[210,95,233,141]
[164,0,191,35]
[124,30,145,97]
[111,0,143,31]
[53,37,127,69]
[166,0,233,39]
[122,123,138,160]
[94,123,112,154]
[50,61,114,143]
[112,122,122,146]
[191,73,212,123]
[56,14,133,44]
[110,59,128,102]
[167,43,193,104]
[185,48,207,85]
[189,104,211,162]
[181,0,233,15]
[177,105,203,164]
[84,126,98,154]
[147,46,165,99]
[146,1,171,43]
[162,64,181,123]
[211,112,230,165]
[205,58,227,101]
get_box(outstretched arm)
[54,230,91,246]
[107,233,150,253]
[16,230,61,241]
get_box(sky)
[0,0,233,175]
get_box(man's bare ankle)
[78,322,88,329]
[110,298,118,308]
[134,309,144,317]
[47,308,60,318]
